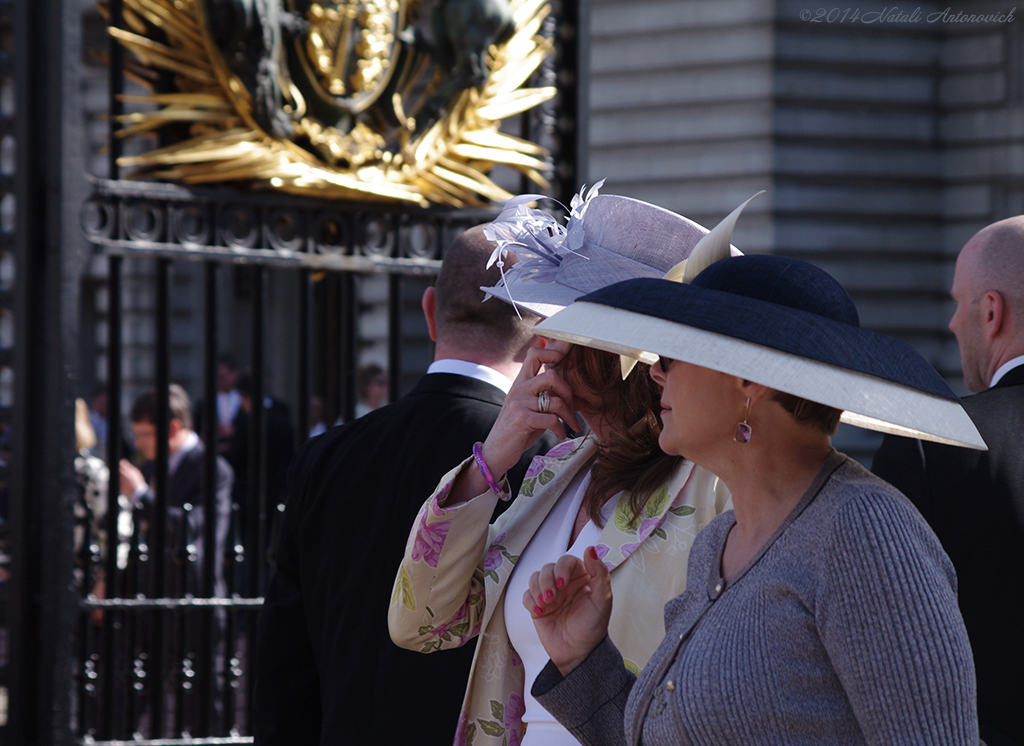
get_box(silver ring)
[537,391,551,413]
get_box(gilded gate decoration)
[106,0,556,206]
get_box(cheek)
[662,374,687,408]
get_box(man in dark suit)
[872,216,1024,746]
[119,384,234,731]
[253,226,560,746]
[119,384,234,598]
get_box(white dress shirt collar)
[990,354,1024,387]
[169,429,199,476]
[427,359,514,394]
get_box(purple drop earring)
[734,397,752,443]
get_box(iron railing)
[70,2,586,745]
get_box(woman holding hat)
[522,254,981,745]
[388,186,755,746]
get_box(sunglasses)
[657,356,675,373]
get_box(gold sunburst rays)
[107,0,558,207]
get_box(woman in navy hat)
[522,254,982,745]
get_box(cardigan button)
[666,681,675,691]
[714,582,723,594]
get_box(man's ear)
[168,418,184,439]
[422,286,438,342]
[981,290,1006,340]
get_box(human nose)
[650,360,666,384]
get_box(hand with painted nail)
[522,547,613,677]
[441,342,582,507]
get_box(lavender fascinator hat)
[480,180,756,319]
[536,254,987,450]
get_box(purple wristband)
[472,442,507,499]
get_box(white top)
[504,468,612,746]
[427,359,514,394]
[217,389,241,426]
[990,355,1024,387]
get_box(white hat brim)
[536,302,987,450]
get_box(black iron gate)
[1,0,585,743]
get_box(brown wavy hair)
[557,345,685,527]
[772,391,842,435]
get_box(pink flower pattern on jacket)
[484,531,507,573]
[454,712,471,746]
[410,503,451,568]
[591,543,612,569]
[503,693,526,746]
[620,515,668,559]
[430,599,468,639]
[390,436,726,746]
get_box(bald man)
[253,226,559,746]
[872,217,1024,746]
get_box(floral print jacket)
[388,436,731,746]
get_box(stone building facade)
[588,0,1023,458]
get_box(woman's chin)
[657,429,681,457]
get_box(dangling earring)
[734,397,752,444]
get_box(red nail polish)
[533,606,543,615]
[588,546,598,559]
[545,589,553,601]
[556,577,564,588]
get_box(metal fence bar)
[388,272,402,404]
[295,270,310,451]
[108,0,123,178]
[80,738,253,746]
[59,3,584,744]
[150,259,171,737]
[9,1,87,744]
[198,262,218,734]
[100,254,123,742]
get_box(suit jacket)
[138,440,234,598]
[389,435,731,746]
[252,373,558,746]
[224,395,296,511]
[872,365,1024,746]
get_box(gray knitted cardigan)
[534,451,979,745]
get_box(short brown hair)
[130,383,193,430]
[557,345,683,526]
[772,391,842,435]
[434,225,539,359]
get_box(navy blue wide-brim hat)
[535,254,986,449]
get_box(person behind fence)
[252,225,559,746]
[521,252,982,745]
[389,186,753,746]
[872,216,1024,746]
[119,384,233,599]
[194,354,243,455]
[232,372,295,509]
[355,362,389,418]
[74,397,109,615]
[307,394,327,439]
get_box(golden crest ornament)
[105,0,556,206]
